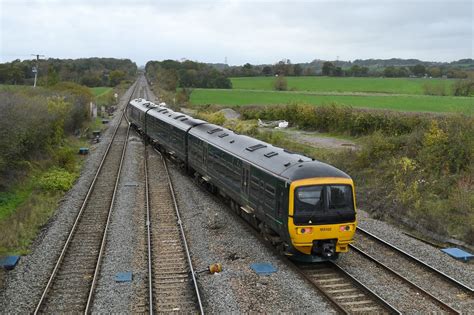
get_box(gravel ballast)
[90,133,146,313]
[357,210,474,288]
[167,163,334,313]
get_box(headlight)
[339,225,352,231]
[296,227,313,235]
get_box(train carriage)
[126,98,357,261]
[126,98,154,133]
[188,123,357,260]
[146,107,205,163]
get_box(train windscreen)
[293,185,355,225]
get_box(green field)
[190,89,473,114]
[90,87,112,97]
[231,76,456,95]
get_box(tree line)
[211,58,473,79]
[0,58,137,87]
[145,59,232,90]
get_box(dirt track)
[274,128,358,150]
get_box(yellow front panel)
[288,177,357,255]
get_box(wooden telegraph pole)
[31,54,45,88]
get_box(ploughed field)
[190,77,473,114]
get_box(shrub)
[36,167,77,191]
[418,117,473,175]
[176,87,193,105]
[232,121,258,136]
[274,76,288,91]
[197,111,226,125]
[53,147,78,173]
[452,79,474,96]
[355,131,397,167]
[239,103,429,137]
[422,82,448,96]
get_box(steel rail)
[357,227,474,294]
[34,80,139,314]
[290,260,401,315]
[328,262,401,315]
[158,149,205,315]
[289,261,350,315]
[84,122,131,312]
[349,244,460,314]
[144,146,154,314]
[182,164,397,314]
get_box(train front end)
[287,177,357,261]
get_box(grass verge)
[0,137,88,256]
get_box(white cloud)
[1,0,472,65]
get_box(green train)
[126,98,357,261]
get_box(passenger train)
[126,98,357,261]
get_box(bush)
[240,103,429,137]
[176,87,193,105]
[422,82,448,96]
[452,79,474,96]
[418,118,473,175]
[197,111,226,125]
[355,132,397,167]
[274,76,288,91]
[53,146,78,173]
[36,167,77,191]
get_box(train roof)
[129,98,160,111]
[188,123,350,182]
[131,98,350,181]
[147,106,207,131]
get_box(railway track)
[33,81,139,313]
[144,146,204,313]
[292,261,400,314]
[351,227,474,313]
[177,156,400,314]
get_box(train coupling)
[312,239,337,259]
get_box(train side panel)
[146,113,187,162]
[187,133,289,240]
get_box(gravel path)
[0,84,136,313]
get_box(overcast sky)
[1,0,472,66]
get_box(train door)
[202,142,208,172]
[241,162,250,198]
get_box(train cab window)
[293,185,355,225]
[295,186,324,213]
[328,185,353,212]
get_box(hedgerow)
[240,103,430,136]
